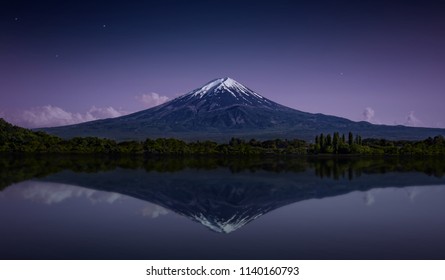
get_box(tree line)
[1,118,444,156]
[311,132,445,156]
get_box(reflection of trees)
[0,156,62,190]
[310,157,445,180]
[312,158,376,180]
[1,155,445,190]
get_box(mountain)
[41,77,445,141]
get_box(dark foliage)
[1,119,444,156]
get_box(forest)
[1,118,444,156]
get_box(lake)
[1,156,445,259]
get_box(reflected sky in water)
[0,157,445,259]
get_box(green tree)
[333,132,340,153]
[348,132,353,146]
[320,133,325,151]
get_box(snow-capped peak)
[162,77,280,111]
[219,77,246,91]
[190,77,264,99]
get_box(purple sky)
[1,0,444,128]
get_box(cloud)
[362,107,375,122]
[136,92,169,108]
[5,180,168,219]
[405,187,422,202]
[363,192,375,206]
[405,111,423,127]
[141,204,168,218]
[17,181,125,205]
[20,105,85,127]
[9,105,128,128]
[85,106,125,119]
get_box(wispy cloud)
[21,105,85,127]
[362,107,375,122]
[7,181,168,219]
[86,106,126,119]
[141,204,168,218]
[136,92,169,108]
[6,105,128,128]
[363,192,375,206]
[18,181,125,205]
[405,111,423,127]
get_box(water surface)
[1,156,444,259]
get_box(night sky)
[1,0,444,128]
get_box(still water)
[1,156,445,259]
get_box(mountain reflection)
[1,155,445,233]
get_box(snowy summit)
[168,77,278,111]
[190,77,263,99]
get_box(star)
[55,54,59,58]
[14,17,19,21]
[102,24,107,28]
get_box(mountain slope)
[41,78,445,141]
